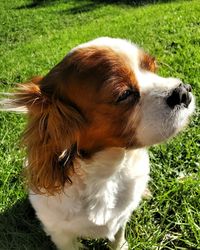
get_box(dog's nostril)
[166,84,192,109]
[181,92,187,104]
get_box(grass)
[0,0,199,249]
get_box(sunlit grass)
[0,0,199,249]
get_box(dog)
[1,37,195,250]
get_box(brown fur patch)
[8,46,141,194]
[11,78,83,194]
[140,51,157,72]
[57,47,141,153]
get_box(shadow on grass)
[90,0,178,5]
[16,0,179,11]
[59,0,179,15]
[15,0,58,9]
[0,198,56,250]
[0,197,108,250]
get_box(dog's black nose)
[166,84,192,109]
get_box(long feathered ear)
[1,77,84,194]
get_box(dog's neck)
[82,147,127,170]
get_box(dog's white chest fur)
[30,148,149,242]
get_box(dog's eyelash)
[117,90,134,103]
[116,89,140,103]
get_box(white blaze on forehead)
[71,37,141,70]
[74,37,182,94]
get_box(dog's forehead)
[71,37,140,69]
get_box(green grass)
[0,0,200,249]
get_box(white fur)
[29,37,195,250]
[30,148,149,249]
[134,72,195,146]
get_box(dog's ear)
[139,51,157,73]
[2,77,84,194]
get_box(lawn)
[0,0,199,249]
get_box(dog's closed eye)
[116,89,140,104]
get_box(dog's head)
[2,37,195,193]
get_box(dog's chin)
[134,95,195,148]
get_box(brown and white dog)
[1,37,195,250]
